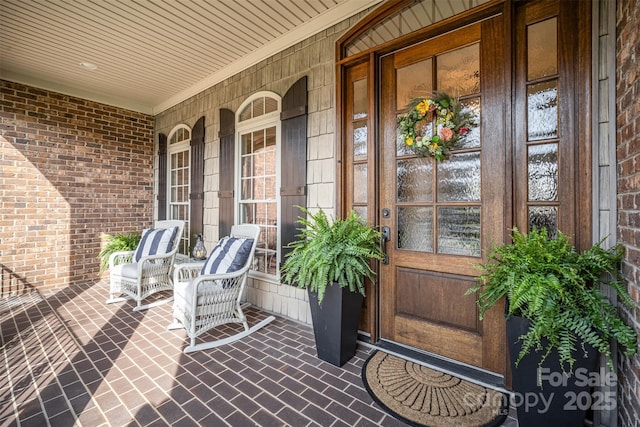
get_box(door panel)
[380,18,507,374]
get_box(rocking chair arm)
[197,265,250,282]
[174,262,207,284]
[109,250,135,268]
[188,268,249,305]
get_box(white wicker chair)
[169,224,275,353]
[106,220,185,311]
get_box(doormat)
[362,351,508,427]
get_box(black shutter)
[157,133,168,220]
[190,116,205,241]
[280,76,308,264]
[219,109,235,238]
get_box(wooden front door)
[378,16,507,374]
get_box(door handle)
[380,226,391,265]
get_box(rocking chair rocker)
[169,224,275,353]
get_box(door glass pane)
[353,124,367,161]
[353,79,367,119]
[527,80,558,141]
[398,206,433,252]
[528,206,558,238]
[396,58,433,110]
[458,97,481,149]
[437,43,480,96]
[437,152,481,202]
[397,158,433,202]
[437,207,481,256]
[353,164,367,203]
[397,114,414,156]
[528,143,558,201]
[527,18,557,80]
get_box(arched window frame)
[235,92,282,281]
[167,124,192,255]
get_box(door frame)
[335,0,592,382]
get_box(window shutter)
[218,108,235,238]
[157,133,168,220]
[190,116,205,241]
[280,76,308,264]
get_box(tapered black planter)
[308,283,364,367]
[507,315,599,427]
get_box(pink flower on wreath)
[438,127,453,141]
[459,126,469,135]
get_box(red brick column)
[616,0,640,425]
[0,81,154,294]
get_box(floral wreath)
[397,92,476,161]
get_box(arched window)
[167,124,191,254]
[236,93,281,278]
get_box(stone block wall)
[0,81,154,295]
[616,0,640,424]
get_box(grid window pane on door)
[239,126,277,275]
[526,17,559,236]
[395,43,481,256]
[168,128,191,254]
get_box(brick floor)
[0,282,518,426]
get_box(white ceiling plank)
[0,0,382,113]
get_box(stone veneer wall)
[154,12,369,324]
[0,81,154,295]
[616,0,640,425]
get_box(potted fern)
[281,207,384,366]
[466,228,637,427]
[98,232,141,274]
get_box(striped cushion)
[133,227,179,262]
[200,237,254,275]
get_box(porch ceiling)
[0,0,380,115]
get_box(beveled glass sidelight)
[437,152,481,202]
[353,206,367,221]
[398,206,434,252]
[437,43,480,97]
[353,124,367,161]
[397,157,433,202]
[527,18,558,81]
[528,143,558,201]
[353,164,367,204]
[396,58,433,111]
[437,206,481,257]
[353,78,367,119]
[527,80,558,141]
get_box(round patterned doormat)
[362,351,508,427]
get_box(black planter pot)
[507,315,599,427]
[308,283,364,367]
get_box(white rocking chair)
[106,220,185,311]
[169,224,275,353]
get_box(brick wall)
[0,81,154,295]
[616,0,640,425]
